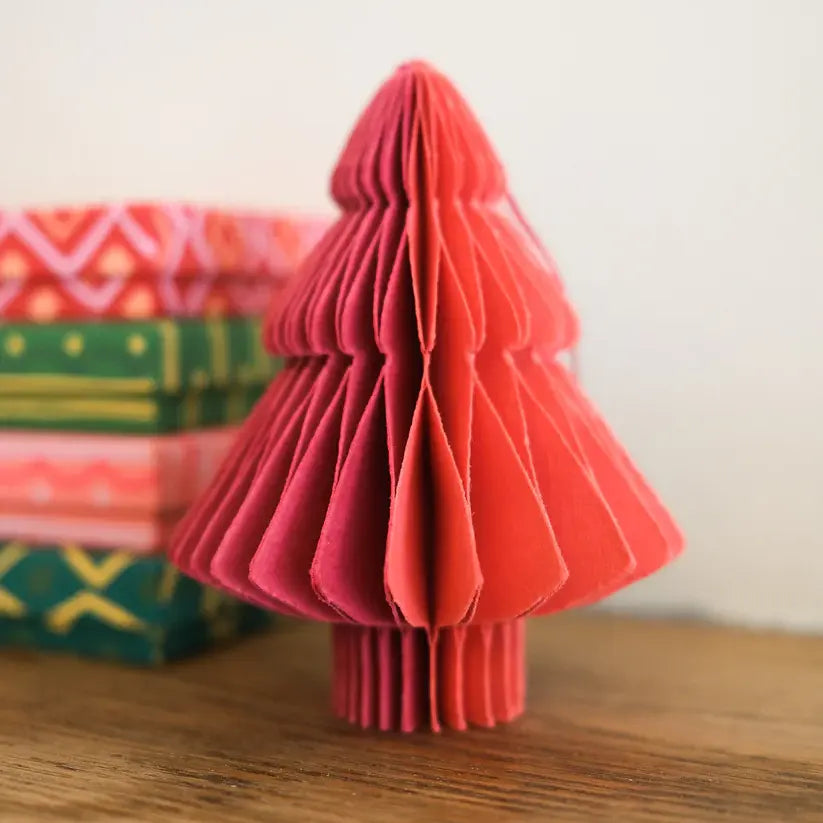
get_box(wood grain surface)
[0,613,821,822]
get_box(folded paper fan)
[170,61,683,732]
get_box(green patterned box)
[0,542,269,664]
[0,383,267,433]
[0,317,276,432]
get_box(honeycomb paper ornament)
[170,61,683,732]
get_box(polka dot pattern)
[122,287,156,318]
[3,333,25,356]
[62,332,84,357]
[0,251,29,280]
[96,243,137,278]
[28,287,61,321]
[127,333,148,356]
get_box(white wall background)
[1,0,821,630]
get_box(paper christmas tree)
[170,61,683,731]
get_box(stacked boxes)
[0,203,323,663]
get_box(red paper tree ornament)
[170,61,683,732]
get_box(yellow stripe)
[0,397,159,423]
[0,544,28,616]
[0,589,26,618]
[253,320,274,380]
[206,319,229,383]
[250,318,266,378]
[0,374,156,395]
[208,604,240,641]
[61,545,134,589]
[158,320,180,392]
[200,586,226,618]
[182,390,200,428]
[45,592,145,634]
[0,543,28,577]
[226,386,245,422]
[157,564,179,602]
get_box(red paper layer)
[171,61,683,730]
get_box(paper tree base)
[331,620,525,732]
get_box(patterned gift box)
[0,542,269,664]
[0,203,327,322]
[0,384,265,434]
[0,317,276,432]
[0,427,238,516]
[0,316,274,391]
[0,427,238,551]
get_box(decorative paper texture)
[0,542,268,664]
[0,383,266,433]
[0,317,273,432]
[0,204,327,321]
[0,426,237,550]
[0,316,274,394]
[0,427,237,517]
[171,62,684,731]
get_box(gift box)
[0,317,276,432]
[0,384,266,433]
[0,206,329,663]
[0,541,268,664]
[0,315,274,389]
[0,427,239,550]
[0,427,238,516]
[0,203,326,322]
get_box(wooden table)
[0,614,821,822]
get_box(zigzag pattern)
[0,204,328,321]
[0,543,172,631]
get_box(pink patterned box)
[0,427,238,552]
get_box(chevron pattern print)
[0,542,267,664]
[0,204,329,322]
